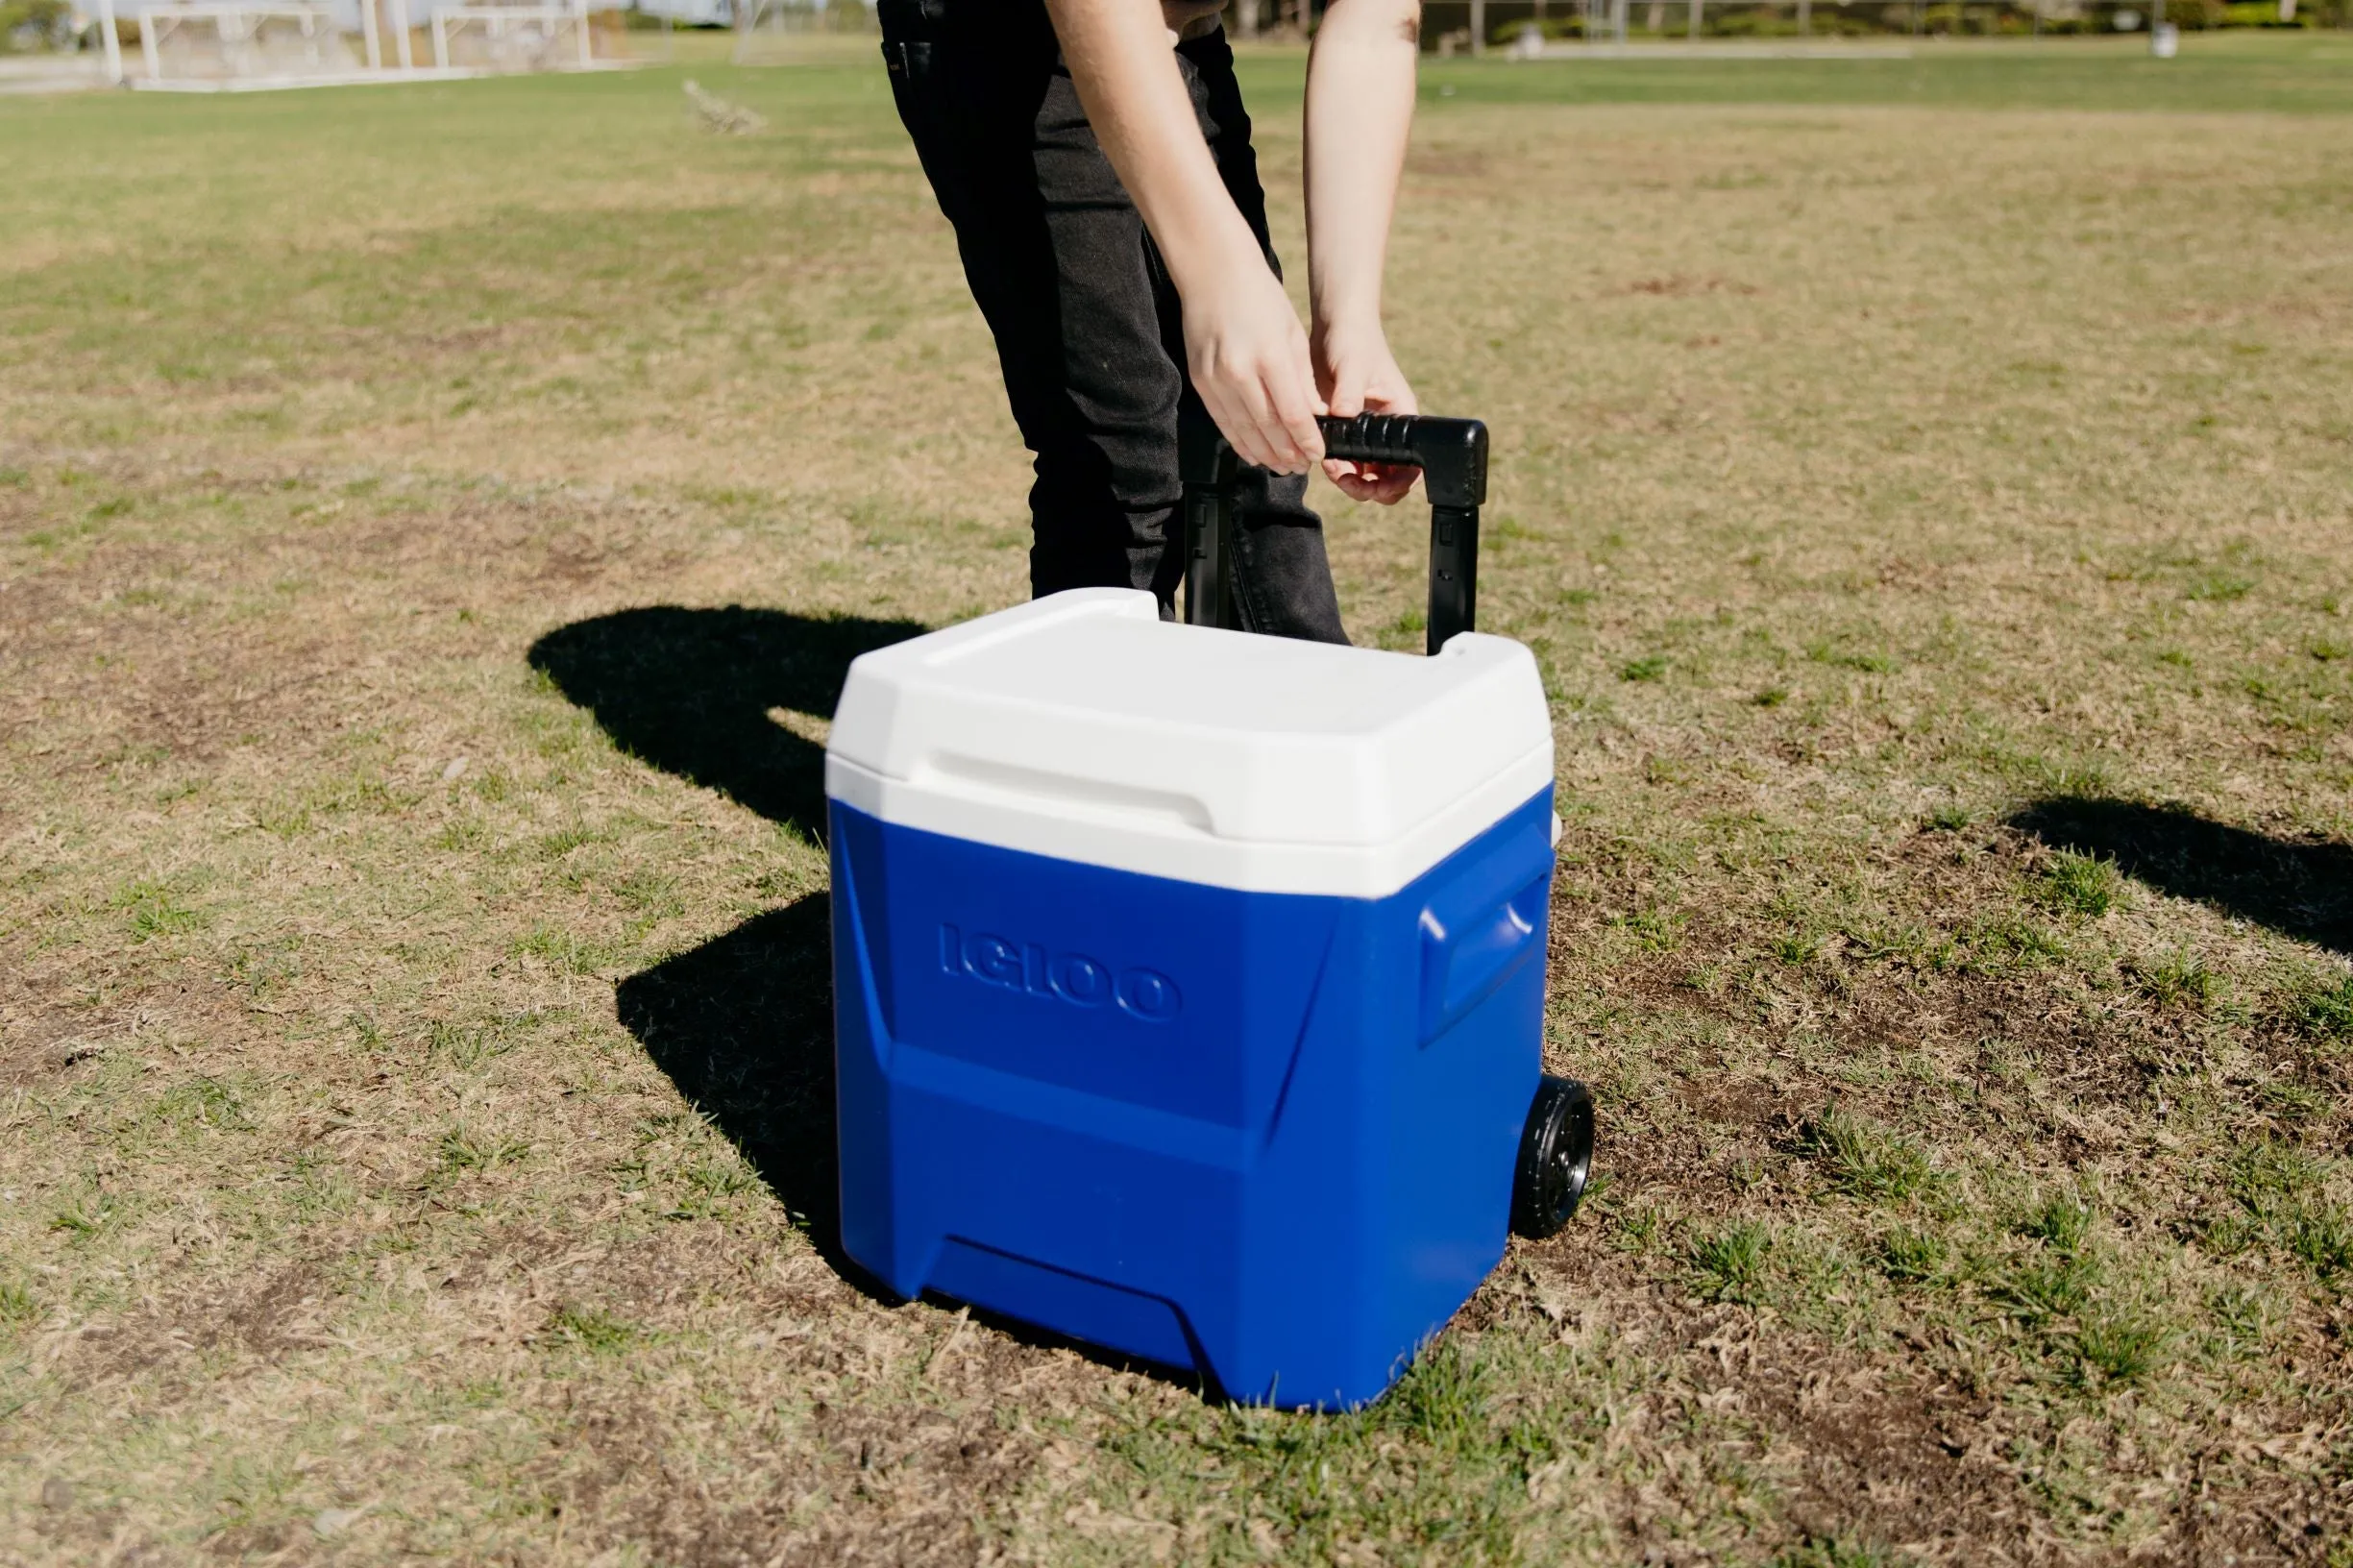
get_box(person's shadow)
[2010,796,2353,956]
[528,606,925,1262]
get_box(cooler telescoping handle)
[1179,405,1491,656]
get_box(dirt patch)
[197,1261,335,1360]
[1711,1335,2033,1563]
[1405,149,1492,182]
[533,1335,1044,1568]
[1625,275,1762,298]
[1679,1074,1794,1136]
[42,1258,336,1396]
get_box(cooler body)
[829,785,1555,1409]
[821,588,1558,1409]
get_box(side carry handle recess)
[1179,404,1490,656]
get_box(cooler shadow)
[2010,797,2353,956]
[551,604,1214,1391]
[612,892,1216,1395]
[533,604,918,1276]
[527,605,926,841]
[614,894,857,1265]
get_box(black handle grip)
[1314,413,1488,512]
[1178,404,1489,656]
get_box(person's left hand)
[1311,320,1420,505]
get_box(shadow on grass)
[2010,797,2353,955]
[543,603,1216,1390]
[612,893,1214,1393]
[526,605,926,842]
[531,605,921,1279]
[613,893,869,1273]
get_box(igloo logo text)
[938,924,1182,1023]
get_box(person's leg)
[877,1,1347,641]
[879,0,1184,605]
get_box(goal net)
[134,1,371,84]
[429,0,596,71]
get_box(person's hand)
[1312,320,1419,504]
[1182,256,1327,475]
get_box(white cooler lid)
[825,589,1555,898]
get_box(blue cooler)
[826,413,1591,1409]
[827,591,1592,1408]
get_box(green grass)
[1804,1109,1937,1203]
[545,1304,640,1355]
[1619,652,1671,681]
[0,1282,39,1329]
[2283,1204,2353,1281]
[2034,849,2121,918]
[108,877,206,943]
[4,33,2353,1567]
[2136,947,2220,1005]
[1689,1219,1774,1302]
[2295,970,2353,1038]
[2066,1307,2170,1388]
[1406,31,2353,111]
[1875,1225,1949,1284]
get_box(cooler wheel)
[1511,1075,1595,1239]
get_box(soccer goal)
[133,0,380,85]
[429,0,595,70]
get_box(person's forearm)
[1043,0,1264,299]
[1042,0,1325,472]
[1302,0,1422,500]
[1304,0,1420,338]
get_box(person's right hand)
[1312,317,1419,505]
[1181,255,1327,476]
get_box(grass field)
[5,31,2353,1567]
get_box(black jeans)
[878,0,1349,643]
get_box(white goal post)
[96,0,610,86]
[135,0,384,80]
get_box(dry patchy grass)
[4,41,2353,1568]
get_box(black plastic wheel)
[1511,1075,1595,1239]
